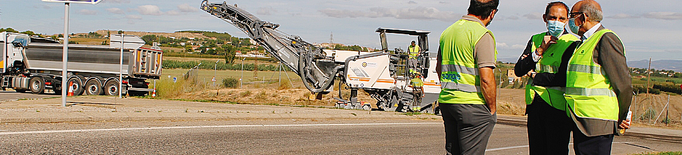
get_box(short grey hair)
[580,2,603,22]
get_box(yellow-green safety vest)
[525,33,579,111]
[409,45,420,59]
[438,19,497,104]
[565,29,622,121]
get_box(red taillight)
[122,80,129,84]
[45,82,52,85]
[145,82,150,86]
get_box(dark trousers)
[526,96,572,155]
[573,127,615,155]
[440,103,496,155]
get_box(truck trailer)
[0,32,163,96]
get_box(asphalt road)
[1,120,680,154]
[0,90,56,101]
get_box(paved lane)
[1,121,680,154]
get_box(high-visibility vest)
[411,78,424,88]
[438,19,497,104]
[565,29,622,121]
[524,33,579,111]
[409,45,420,59]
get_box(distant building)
[507,69,523,84]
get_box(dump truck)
[0,32,163,96]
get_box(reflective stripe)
[565,87,616,97]
[441,64,478,75]
[546,87,565,92]
[539,64,557,73]
[568,64,602,75]
[441,82,480,93]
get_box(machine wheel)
[67,77,84,96]
[84,79,103,95]
[382,95,399,112]
[104,80,119,96]
[29,77,45,94]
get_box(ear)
[542,14,548,23]
[488,9,497,20]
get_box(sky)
[1,0,681,62]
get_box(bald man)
[565,0,632,154]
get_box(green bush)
[633,85,648,94]
[222,78,239,88]
[653,84,682,95]
[162,60,289,72]
[650,88,661,94]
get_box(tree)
[21,30,37,36]
[141,35,158,46]
[184,45,194,53]
[223,45,237,64]
[0,28,18,33]
[117,30,124,34]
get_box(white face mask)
[546,20,566,37]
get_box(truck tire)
[104,80,119,96]
[29,77,45,94]
[84,79,103,95]
[67,77,84,96]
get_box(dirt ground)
[170,81,376,108]
[168,86,682,128]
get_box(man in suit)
[564,0,633,154]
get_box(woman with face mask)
[513,1,579,155]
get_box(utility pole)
[647,58,652,111]
[44,0,102,106]
[118,32,124,99]
[666,94,670,126]
[61,3,70,106]
[214,60,219,87]
[241,58,245,88]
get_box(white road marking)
[0,122,442,136]
[486,145,529,152]
[485,142,632,152]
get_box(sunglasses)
[570,12,584,18]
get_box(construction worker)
[410,72,424,111]
[513,2,578,154]
[436,0,498,154]
[565,0,632,154]
[408,41,420,75]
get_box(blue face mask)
[568,18,581,35]
[546,20,565,37]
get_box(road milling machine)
[201,0,442,113]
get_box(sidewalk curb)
[496,116,682,144]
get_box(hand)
[537,35,558,55]
[520,53,529,60]
[526,71,536,79]
[619,118,631,129]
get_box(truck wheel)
[84,80,103,95]
[68,77,84,96]
[104,80,119,96]
[29,77,45,94]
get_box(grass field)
[69,38,107,45]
